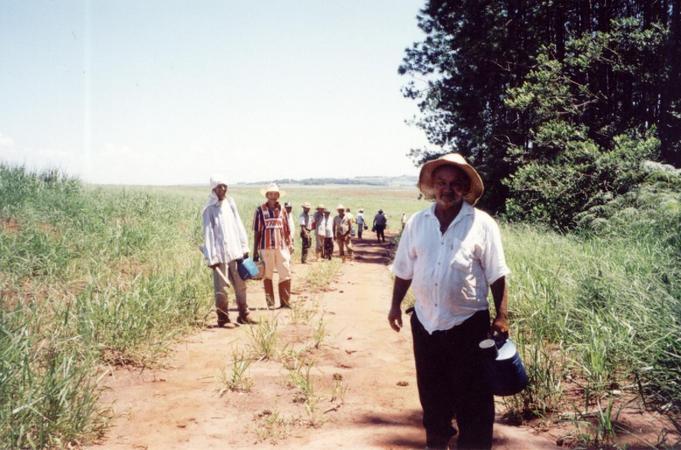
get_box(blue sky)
[0,0,429,185]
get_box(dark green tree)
[400,0,681,220]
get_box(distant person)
[333,204,353,261]
[322,208,334,260]
[284,201,295,254]
[388,153,511,450]
[346,207,355,238]
[298,202,313,263]
[373,209,387,242]
[252,183,293,309]
[355,208,367,239]
[401,212,407,231]
[313,204,326,260]
[201,175,257,327]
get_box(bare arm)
[388,276,412,332]
[490,276,509,335]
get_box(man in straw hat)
[201,175,257,327]
[333,204,353,261]
[388,153,511,450]
[298,202,313,263]
[252,183,294,309]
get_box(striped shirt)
[253,203,291,250]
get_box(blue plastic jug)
[237,258,260,280]
[479,337,528,396]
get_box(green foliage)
[0,166,213,447]
[401,2,681,213]
[505,220,681,414]
[504,130,659,229]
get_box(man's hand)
[388,305,403,332]
[243,252,249,259]
[209,263,219,269]
[491,314,509,337]
[253,253,260,262]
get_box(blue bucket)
[237,258,260,280]
[479,337,528,396]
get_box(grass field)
[1,165,680,448]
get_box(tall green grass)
[0,165,212,447]
[3,164,679,446]
[505,223,681,416]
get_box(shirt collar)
[425,201,473,215]
[425,201,474,228]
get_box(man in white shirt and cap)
[202,175,257,327]
[388,153,511,450]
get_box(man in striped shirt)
[253,183,293,308]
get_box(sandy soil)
[86,234,577,449]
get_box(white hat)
[260,183,286,197]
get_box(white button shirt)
[391,202,510,334]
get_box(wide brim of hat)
[260,188,286,197]
[417,154,484,205]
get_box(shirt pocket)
[449,244,477,301]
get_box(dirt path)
[90,234,558,449]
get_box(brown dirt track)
[88,233,563,449]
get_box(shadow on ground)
[350,237,396,266]
[352,410,424,449]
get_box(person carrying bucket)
[387,153,511,450]
[201,175,258,327]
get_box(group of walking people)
[201,181,392,326]
[201,152,512,450]
[298,203,389,262]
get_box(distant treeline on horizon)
[240,175,417,187]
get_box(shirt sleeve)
[202,209,218,266]
[253,207,262,234]
[391,219,415,280]
[481,217,511,284]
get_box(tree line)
[400,0,681,228]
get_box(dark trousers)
[375,225,385,242]
[410,310,494,450]
[323,237,334,260]
[300,232,311,263]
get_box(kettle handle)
[491,330,509,347]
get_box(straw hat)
[302,202,312,209]
[316,203,325,210]
[336,204,345,210]
[417,153,484,205]
[260,183,286,197]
